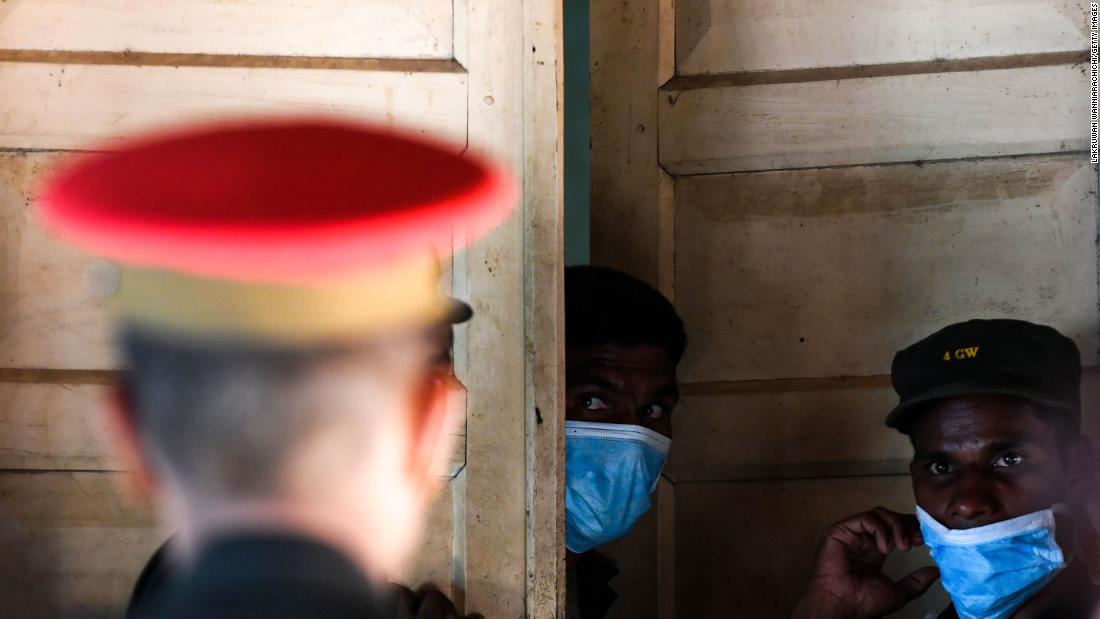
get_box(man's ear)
[101,383,160,505]
[405,372,453,489]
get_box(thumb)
[895,565,940,601]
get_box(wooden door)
[0,2,564,618]
[590,1,1094,617]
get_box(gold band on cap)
[112,253,447,342]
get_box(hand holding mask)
[790,507,940,619]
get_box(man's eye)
[993,453,1025,468]
[644,404,666,419]
[927,461,954,475]
[581,395,612,411]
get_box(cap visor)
[885,380,1077,430]
[446,298,473,324]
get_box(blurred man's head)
[562,266,684,554]
[111,324,450,576]
[565,266,685,438]
[37,118,516,580]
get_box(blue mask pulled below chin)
[564,421,671,553]
[916,505,1066,619]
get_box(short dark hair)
[565,266,686,364]
[119,324,433,499]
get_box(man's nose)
[947,470,1001,527]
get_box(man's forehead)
[911,396,1053,450]
[567,346,678,392]
[568,343,674,369]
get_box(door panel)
[0,0,454,58]
[676,0,1086,75]
[660,65,1086,175]
[674,155,1098,382]
[0,472,162,619]
[0,62,467,152]
[1,152,114,370]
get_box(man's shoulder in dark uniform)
[128,532,396,619]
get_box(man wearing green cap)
[37,117,515,619]
[792,319,1099,619]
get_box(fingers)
[832,507,921,556]
[861,510,893,556]
[868,507,922,552]
[894,565,940,602]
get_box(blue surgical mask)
[916,505,1066,619]
[564,421,671,553]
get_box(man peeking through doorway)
[792,319,1100,619]
[564,266,685,619]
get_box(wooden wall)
[0,2,565,618]
[590,1,1094,617]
